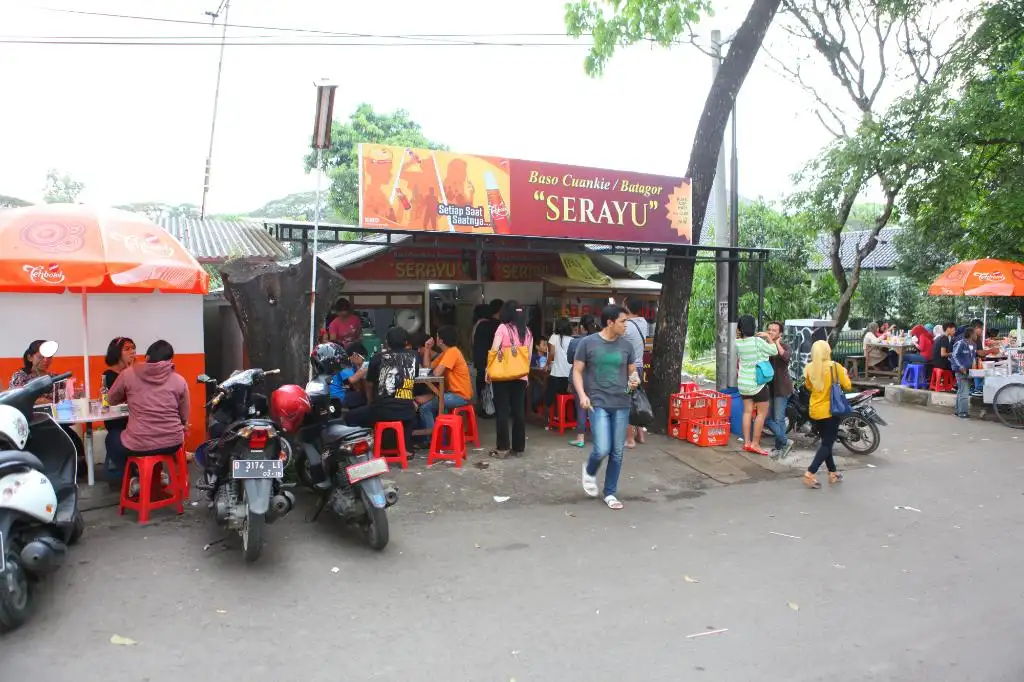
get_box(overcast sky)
[0,0,849,214]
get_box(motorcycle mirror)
[39,340,59,359]
[197,373,212,384]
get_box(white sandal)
[604,495,623,510]
[581,462,599,497]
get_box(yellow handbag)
[486,325,530,381]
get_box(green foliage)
[685,262,717,356]
[0,194,31,208]
[115,202,200,222]
[246,191,342,222]
[42,169,84,204]
[304,103,446,224]
[564,0,715,76]
[853,271,893,321]
[899,0,1024,270]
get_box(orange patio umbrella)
[928,258,1024,339]
[0,204,209,400]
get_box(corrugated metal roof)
[158,217,291,261]
[810,226,901,271]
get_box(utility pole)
[712,30,731,390]
[727,89,740,387]
[200,0,230,220]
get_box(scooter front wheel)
[0,549,33,633]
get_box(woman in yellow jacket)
[802,340,852,489]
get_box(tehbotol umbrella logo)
[974,271,1006,283]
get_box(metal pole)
[307,147,324,381]
[757,255,765,328]
[200,0,230,220]
[726,99,740,387]
[712,29,731,391]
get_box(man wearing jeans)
[573,305,639,511]
[951,326,978,419]
[763,321,794,459]
[417,325,473,433]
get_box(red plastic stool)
[118,454,184,524]
[452,405,480,447]
[929,368,956,392]
[548,394,578,434]
[373,421,409,470]
[428,414,465,468]
[175,446,190,501]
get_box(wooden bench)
[844,355,865,378]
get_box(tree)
[220,256,344,387]
[775,0,956,334]
[567,0,784,429]
[304,103,447,223]
[115,202,202,222]
[852,271,893,322]
[246,191,343,222]
[42,169,84,204]
[0,194,31,208]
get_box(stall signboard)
[342,249,475,281]
[487,253,563,282]
[358,144,692,245]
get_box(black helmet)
[310,342,346,376]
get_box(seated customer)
[330,342,370,410]
[346,327,420,439]
[102,336,136,482]
[416,325,473,433]
[9,340,56,394]
[863,323,892,370]
[107,340,189,490]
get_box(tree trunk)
[220,255,345,390]
[648,0,783,432]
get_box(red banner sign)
[359,144,692,245]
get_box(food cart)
[978,348,1024,428]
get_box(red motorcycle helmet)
[270,384,311,433]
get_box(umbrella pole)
[81,288,94,486]
[983,300,987,343]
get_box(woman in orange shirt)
[417,325,473,433]
[802,340,852,489]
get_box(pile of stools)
[668,383,731,447]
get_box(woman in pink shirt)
[488,300,533,459]
[327,298,363,349]
[108,339,189,457]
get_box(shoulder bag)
[829,363,852,416]
[755,340,775,385]
[487,324,530,381]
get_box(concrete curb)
[884,384,986,418]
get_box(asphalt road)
[2,405,1023,682]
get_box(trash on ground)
[493,495,511,503]
[216,609,227,614]
[788,601,800,611]
[473,460,490,469]
[564,509,576,518]
[110,634,137,646]
[330,567,340,573]
[894,505,922,512]
[686,628,728,639]
[833,563,846,569]
[684,575,699,583]
[867,464,877,468]
[190,501,199,507]
[474,543,481,549]
[425,510,436,514]
[769,531,802,539]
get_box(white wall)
[0,292,204,358]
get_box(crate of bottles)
[668,418,689,441]
[669,392,711,421]
[702,391,732,420]
[686,419,730,447]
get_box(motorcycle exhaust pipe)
[266,491,295,523]
[384,488,399,507]
[21,536,67,575]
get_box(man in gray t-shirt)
[572,304,639,511]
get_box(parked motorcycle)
[0,368,85,632]
[785,386,887,455]
[275,343,398,550]
[195,368,295,563]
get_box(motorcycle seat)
[322,422,368,446]
[0,449,45,473]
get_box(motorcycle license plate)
[346,458,389,484]
[232,459,284,479]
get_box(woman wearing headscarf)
[904,324,933,367]
[802,340,852,489]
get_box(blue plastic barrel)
[721,387,744,436]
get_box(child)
[331,342,369,410]
[534,339,549,368]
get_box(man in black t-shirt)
[933,322,956,371]
[346,327,420,445]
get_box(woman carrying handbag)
[487,300,533,459]
[802,339,853,489]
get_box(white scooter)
[0,360,84,633]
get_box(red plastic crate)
[679,382,699,395]
[669,392,711,421]
[687,419,730,447]
[701,391,732,420]
[668,418,689,440]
